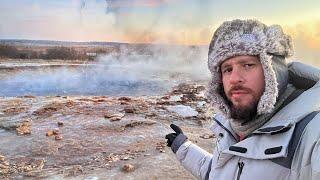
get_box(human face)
[221,55,265,113]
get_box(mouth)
[230,90,249,98]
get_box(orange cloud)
[283,20,320,66]
[284,20,320,50]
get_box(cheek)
[252,70,265,97]
[222,78,230,95]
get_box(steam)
[0,45,210,97]
[98,45,210,80]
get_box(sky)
[0,0,319,49]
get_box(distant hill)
[0,39,207,48]
[0,39,208,61]
[0,39,128,47]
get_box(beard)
[230,102,258,124]
[220,85,259,123]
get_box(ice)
[166,105,198,117]
[197,101,206,108]
[168,95,182,102]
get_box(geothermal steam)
[0,45,210,97]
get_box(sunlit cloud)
[283,20,320,65]
[285,21,320,50]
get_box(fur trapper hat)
[207,19,294,118]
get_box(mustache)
[228,85,252,95]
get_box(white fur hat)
[207,19,294,118]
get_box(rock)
[57,121,64,127]
[32,102,64,117]
[155,142,166,152]
[160,95,170,100]
[124,120,156,129]
[106,154,120,163]
[104,113,125,121]
[46,131,54,136]
[65,100,75,107]
[121,156,130,161]
[123,106,136,113]
[200,134,214,139]
[118,97,131,101]
[63,165,83,176]
[145,112,157,118]
[22,95,36,98]
[168,95,182,102]
[181,94,197,102]
[156,100,170,105]
[0,155,4,162]
[0,155,10,176]
[109,116,122,121]
[52,129,60,135]
[166,105,198,118]
[16,119,31,135]
[122,164,134,172]
[197,101,206,108]
[3,106,29,115]
[55,135,63,140]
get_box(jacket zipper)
[236,161,244,180]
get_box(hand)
[165,124,186,151]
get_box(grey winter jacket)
[175,62,320,180]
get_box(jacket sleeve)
[175,140,213,180]
[311,139,320,180]
[295,113,320,180]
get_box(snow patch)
[166,105,198,118]
[168,95,182,102]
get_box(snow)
[197,101,206,108]
[168,95,182,102]
[166,105,198,118]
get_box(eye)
[222,67,232,74]
[244,63,255,69]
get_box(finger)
[165,133,176,147]
[165,133,176,140]
[165,134,171,139]
[166,139,172,147]
[170,124,183,134]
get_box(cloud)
[284,20,320,66]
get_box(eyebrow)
[221,59,257,69]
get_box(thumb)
[170,124,183,134]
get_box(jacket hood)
[206,19,294,118]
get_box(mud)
[0,83,216,179]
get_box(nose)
[229,68,244,84]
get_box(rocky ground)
[0,83,216,179]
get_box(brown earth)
[0,83,216,179]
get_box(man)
[165,19,320,180]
